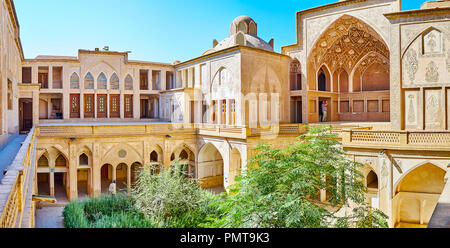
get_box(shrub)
[63,194,152,228]
[131,163,221,228]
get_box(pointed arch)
[55,154,67,167]
[198,143,224,190]
[394,162,446,227]
[97,72,107,89]
[366,170,378,189]
[170,144,195,177]
[150,145,163,163]
[110,73,120,90]
[307,14,389,91]
[402,26,443,58]
[229,148,242,185]
[102,143,143,166]
[125,74,133,90]
[38,154,49,167]
[84,72,94,89]
[79,153,89,166]
[317,65,331,92]
[249,21,257,36]
[338,68,349,93]
[70,72,80,89]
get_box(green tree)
[131,163,219,228]
[207,125,388,228]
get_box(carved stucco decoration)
[425,90,440,126]
[380,159,389,190]
[290,59,301,73]
[446,49,450,72]
[356,52,389,75]
[425,61,439,83]
[405,49,419,83]
[308,15,389,74]
[118,149,127,158]
[407,94,416,125]
[423,29,442,55]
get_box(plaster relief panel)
[423,29,443,55]
[425,61,439,83]
[405,90,420,129]
[402,24,450,87]
[447,49,450,72]
[403,49,419,85]
[448,88,450,129]
[425,89,443,130]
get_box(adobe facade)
[0,0,449,228]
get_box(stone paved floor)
[35,206,65,228]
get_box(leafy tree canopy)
[206,125,388,228]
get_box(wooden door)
[70,94,80,118]
[21,100,33,132]
[296,101,302,123]
[140,99,148,118]
[124,95,133,118]
[97,94,107,118]
[101,166,109,178]
[110,94,120,118]
[84,94,94,118]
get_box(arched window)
[79,154,89,166]
[339,69,349,93]
[70,73,80,89]
[179,150,188,160]
[110,73,120,90]
[150,151,158,162]
[84,72,94,89]
[367,171,378,189]
[38,155,49,167]
[125,74,133,90]
[318,71,326,91]
[238,21,247,33]
[55,154,67,167]
[97,72,107,89]
[249,21,257,35]
[290,59,301,91]
[170,153,175,161]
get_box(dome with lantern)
[203,16,274,55]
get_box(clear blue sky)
[14,0,424,63]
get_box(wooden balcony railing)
[37,123,309,139]
[342,129,450,151]
[37,124,197,138]
[0,128,37,228]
